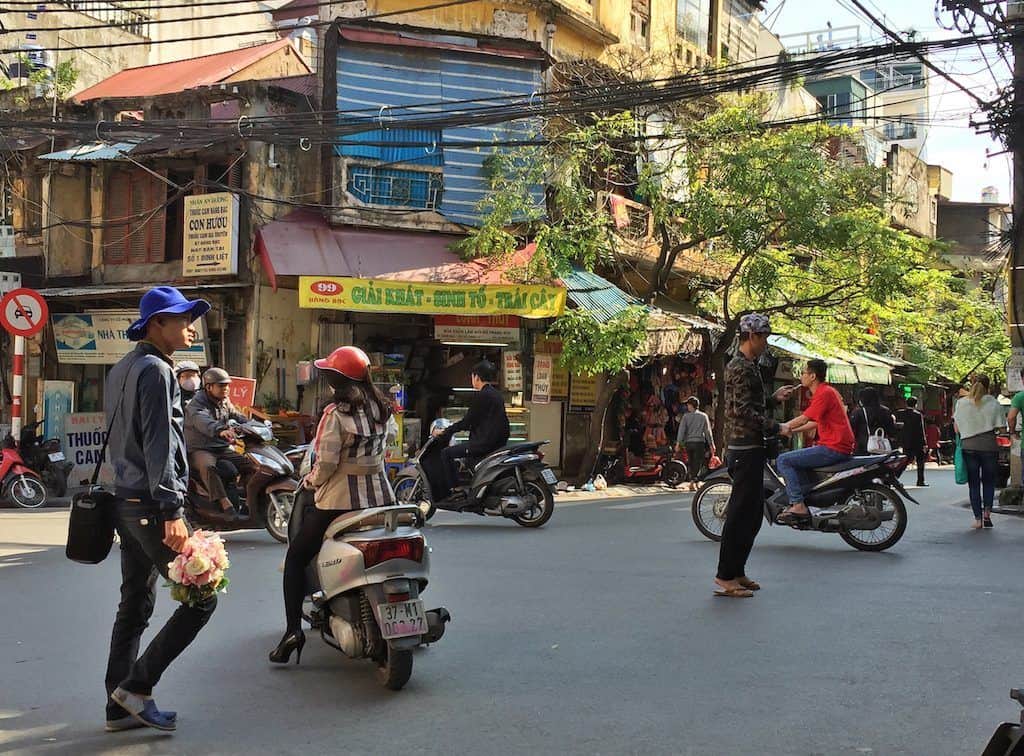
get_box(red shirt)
[804,383,855,455]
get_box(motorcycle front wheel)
[376,645,414,691]
[394,474,434,521]
[692,481,731,542]
[838,484,908,552]
[9,475,46,509]
[264,491,294,544]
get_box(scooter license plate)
[541,468,557,485]
[378,599,427,640]
[47,452,65,462]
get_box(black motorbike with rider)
[431,360,509,502]
[184,368,254,520]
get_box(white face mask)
[180,376,201,392]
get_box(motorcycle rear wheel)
[376,646,414,691]
[692,481,731,542]
[41,468,67,498]
[9,475,46,509]
[512,477,554,528]
[838,485,907,552]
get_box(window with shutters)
[104,168,167,265]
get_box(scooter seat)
[814,455,890,474]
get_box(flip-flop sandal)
[713,586,754,598]
[737,577,761,591]
[777,510,811,525]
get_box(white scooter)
[293,499,450,690]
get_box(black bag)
[66,367,130,564]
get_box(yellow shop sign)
[298,276,566,318]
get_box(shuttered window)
[104,168,167,264]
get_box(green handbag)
[954,435,968,485]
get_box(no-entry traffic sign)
[0,287,48,337]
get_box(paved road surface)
[1,469,1020,755]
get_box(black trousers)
[283,501,343,632]
[716,448,767,582]
[903,446,926,485]
[105,499,217,719]
[438,442,474,501]
[684,442,707,480]
[190,449,256,503]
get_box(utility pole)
[1010,1,1024,351]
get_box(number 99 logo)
[311,280,342,296]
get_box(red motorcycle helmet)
[314,346,371,380]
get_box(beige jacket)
[306,402,395,510]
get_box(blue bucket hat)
[127,286,211,341]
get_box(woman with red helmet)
[269,346,396,664]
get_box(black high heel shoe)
[269,630,305,665]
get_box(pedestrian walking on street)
[714,314,794,598]
[898,397,928,487]
[953,374,1002,529]
[103,287,215,733]
[1005,370,1024,485]
[676,396,715,492]
[849,387,896,455]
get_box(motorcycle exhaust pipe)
[423,607,451,644]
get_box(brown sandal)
[713,586,754,598]
[737,577,761,591]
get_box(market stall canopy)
[768,334,860,384]
[560,268,642,323]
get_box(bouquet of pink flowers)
[165,530,230,606]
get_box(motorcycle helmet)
[314,346,371,381]
[174,360,200,377]
[202,367,231,386]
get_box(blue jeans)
[962,449,997,518]
[776,446,851,505]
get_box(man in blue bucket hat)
[102,286,213,733]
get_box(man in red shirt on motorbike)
[776,358,856,524]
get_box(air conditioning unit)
[0,226,15,259]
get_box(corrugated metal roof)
[559,268,643,323]
[37,142,136,161]
[36,283,248,298]
[72,40,301,103]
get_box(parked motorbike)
[393,422,556,527]
[1,435,47,509]
[691,439,919,552]
[294,500,450,690]
[185,419,298,542]
[596,446,688,487]
[982,688,1024,756]
[19,420,72,497]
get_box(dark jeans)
[962,449,997,519]
[105,499,216,719]
[717,447,767,582]
[438,442,474,501]
[684,442,707,480]
[902,446,926,486]
[283,501,342,632]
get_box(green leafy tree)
[463,98,934,461]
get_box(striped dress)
[306,401,396,511]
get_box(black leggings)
[283,503,346,633]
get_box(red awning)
[255,212,538,291]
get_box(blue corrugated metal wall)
[336,40,543,224]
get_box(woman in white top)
[953,374,1003,529]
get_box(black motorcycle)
[691,440,919,552]
[392,428,556,528]
[19,420,72,497]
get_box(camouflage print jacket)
[724,352,780,448]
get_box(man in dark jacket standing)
[433,360,509,501]
[898,396,928,487]
[104,286,215,733]
[184,367,252,518]
[715,314,794,598]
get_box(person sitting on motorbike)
[270,345,395,665]
[776,358,856,524]
[431,360,509,501]
[183,367,253,520]
[175,360,201,406]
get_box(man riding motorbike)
[431,360,509,502]
[175,360,201,405]
[183,368,253,520]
